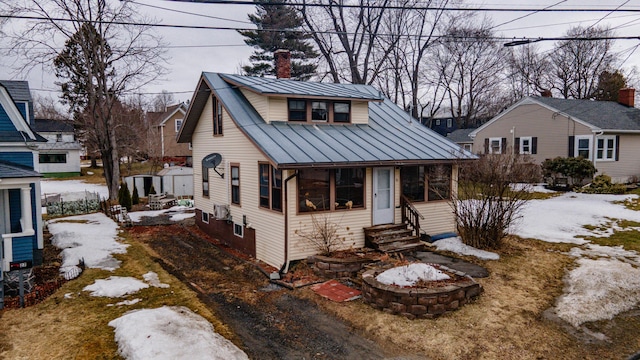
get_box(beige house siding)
[240,89,269,122]
[472,103,593,163]
[192,95,286,268]
[595,134,640,183]
[163,110,191,157]
[351,101,369,124]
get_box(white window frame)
[596,135,616,161]
[446,118,452,128]
[175,118,183,133]
[575,135,592,160]
[489,137,502,154]
[463,144,472,152]
[233,222,244,238]
[435,119,441,126]
[520,136,532,154]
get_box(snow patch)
[432,236,500,260]
[376,263,450,287]
[143,272,170,288]
[108,306,249,360]
[83,276,149,298]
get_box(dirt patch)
[130,223,414,359]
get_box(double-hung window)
[259,164,282,211]
[489,137,502,154]
[287,99,352,123]
[520,136,532,154]
[175,119,183,133]
[231,165,240,205]
[288,100,306,121]
[575,135,591,159]
[311,101,328,122]
[596,136,616,161]
[213,96,223,135]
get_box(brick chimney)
[540,89,552,98]
[619,88,635,107]
[274,49,291,79]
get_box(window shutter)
[484,138,489,154]
[615,135,620,161]
[501,137,507,154]
[514,137,520,154]
[568,136,575,157]
[532,137,538,154]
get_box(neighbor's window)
[213,96,223,135]
[259,163,282,211]
[333,102,350,123]
[56,133,63,142]
[202,166,209,197]
[288,99,306,121]
[576,135,591,159]
[311,101,328,122]
[428,164,452,201]
[298,168,364,212]
[489,137,502,154]
[596,136,616,161]
[175,119,183,133]
[401,166,425,202]
[231,165,240,205]
[39,153,67,164]
[447,118,453,128]
[463,144,472,152]
[520,136,532,154]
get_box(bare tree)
[151,90,175,112]
[5,0,165,200]
[33,94,70,120]
[550,26,618,99]
[506,44,552,100]
[432,17,507,128]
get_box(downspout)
[279,170,298,277]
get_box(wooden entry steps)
[364,223,424,253]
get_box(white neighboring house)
[32,119,82,177]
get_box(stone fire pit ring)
[361,265,483,320]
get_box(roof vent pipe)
[274,49,291,79]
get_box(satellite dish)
[202,153,224,178]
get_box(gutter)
[279,170,298,277]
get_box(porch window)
[401,165,452,202]
[231,165,240,205]
[427,164,452,201]
[39,153,67,163]
[202,166,209,197]
[596,136,616,161]
[259,163,282,212]
[298,168,364,212]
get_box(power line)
[129,0,253,24]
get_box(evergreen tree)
[238,0,318,81]
[132,184,140,205]
[593,70,627,102]
[148,184,157,195]
[119,181,132,211]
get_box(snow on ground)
[47,212,128,277]
[376,263,450,287]
[511,192,640,243]
[128,205,195,223]
[432,237,500,260]
[109,306,249,360]
[510,183,557,193]
[84,276,150,298]
[41,179,109,201]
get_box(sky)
[2,1,640,106]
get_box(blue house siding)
[0,105,19,132]
[0,152,34,168]
[11,236,34,263]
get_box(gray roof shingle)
[447,128,475,143]
[0,80,32,102]
[179,73,475,168]
[534,96,640,131]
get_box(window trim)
[575,135,592,160]
[519,136,532,154]
[287,99,352,124]
[230,163,240,205]
[213,95,223,136]
[175,118,183,133]
[463,143,472,152]
[489,137,503,154]
[297,168,366,213]
[446,118,453,128]
[596,135,617,161]
[233,222,244,238]
[258,163,283,212]
[202,211,209,224]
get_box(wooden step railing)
[401,195,424,237]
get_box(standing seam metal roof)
[0,161,41,179]
[179,73,475,168]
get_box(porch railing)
[401,195,424,237]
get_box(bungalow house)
[470,89,640,183]
[0,82,45,308]
[447,128,475,153]
[147,103,192,166]
[177,52,474,272]
[32,118,82,177]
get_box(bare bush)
[295,214,345,256]
[452,154,541,249]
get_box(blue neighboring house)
[0,80,46,307]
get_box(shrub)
[132,185,139,205]
[579,174,627,194]
[148,184,156,195]
[119,181,132,211]
[542,157,596,188]
[453,154,540,249]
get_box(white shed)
[124,175,162,197]
[157,166,193,197]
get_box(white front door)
[373,167,394,225]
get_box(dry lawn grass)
[0,234,235,360]
[302,236,639,360]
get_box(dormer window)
[288,99,351,123]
